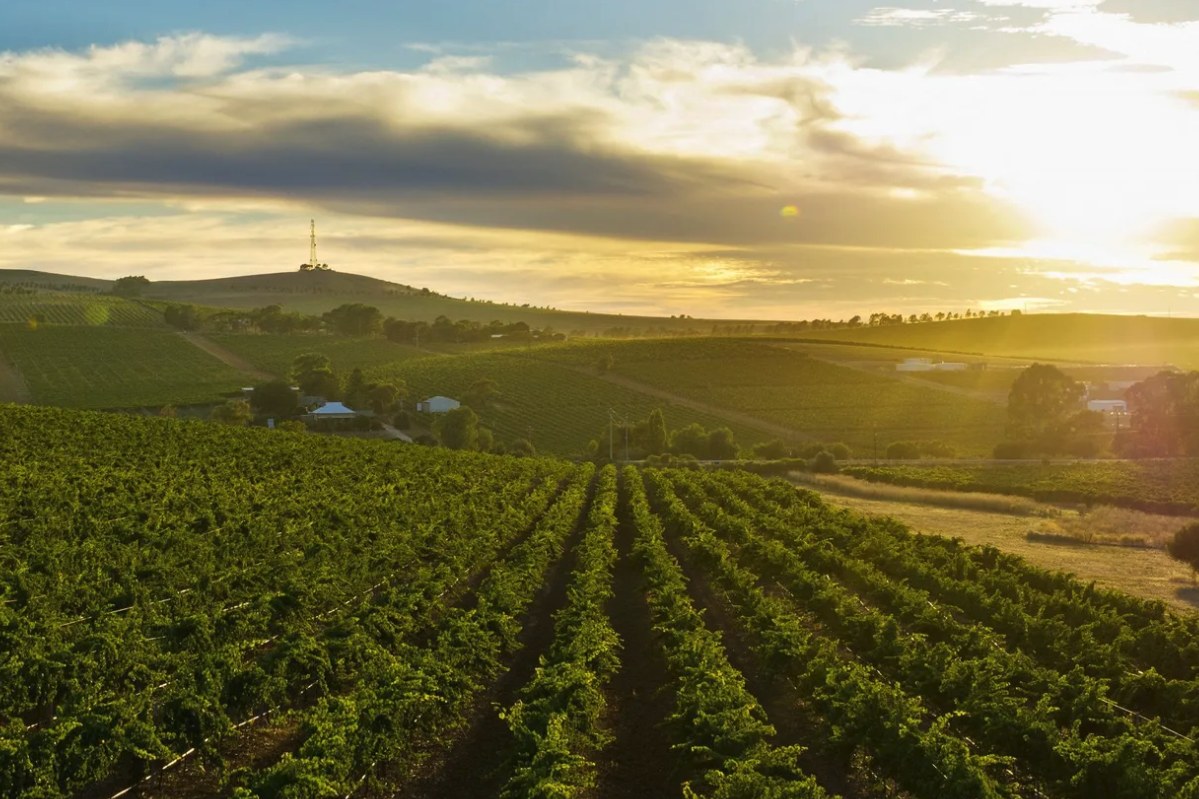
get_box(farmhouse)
[304,401,358,421]
[417,396,461,414]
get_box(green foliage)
[0,292,165,327]
[644,409,669,456]
[322,303,383,337]
[886,440,921,459]
[251,380,299,417]
[436,406,480,450]
[1167,523,1199,578]
[112,275,151,297]
[211,398,252,426]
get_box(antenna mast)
[309,219,318,270]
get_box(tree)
[509,438,536,457]
[251,380,298,417]
[368,382,405,414]
[211,399,251,426]
[436,406,480,450]
[707,427,739,460]
[323,304,383,337]
[1167,523,1199,582]
[644,409,670,456]
[886,441,921,459]
[343,368,369,409]
[164,304,200,330]
[596,354,615,374]
[1118,371,1199,457]
[671,423,710,459]
[291,353,338,400]
[113,275,151,297]
[1006,364,1086,451]
[751,439,791,460]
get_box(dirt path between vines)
[176,332,275,381]
[809,485,1199,613]
[593,507,679,799]
[0,348,32,403]
[392,492,593,799]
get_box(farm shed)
[417,396,460,414]
[1087,399,1128,415]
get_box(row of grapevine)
[621,467,830,798]
[499,464,621,797]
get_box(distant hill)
[799,314,1199,369]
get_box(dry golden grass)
[791,472,1047,516]
[801,478,1199,613]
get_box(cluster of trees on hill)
[160,300,562,343]
[587,410,739,462]
[993,364,1105,457]
[991,364,1199,459]
[762,308,1021,335]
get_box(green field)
[6,405,1199,798]
[209,332,426,377]
[0,292,165,327]
[372,350,770,455]
[0,324,245,408]
[798,314,1199,368]
[842,460,1199,515]
[532,338,1007,455]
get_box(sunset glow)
[1,1,1198,318]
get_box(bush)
[922,440,956,458]
[752,439,792,460]
[827,442,852,461]
[885,441,921,460]
[809,451,839,473]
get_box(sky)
[2,1,1199,320]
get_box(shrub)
[809,451,839,473]
[885,441,921,460]
[992,440,1029,459]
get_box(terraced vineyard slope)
[3,406,1199,798]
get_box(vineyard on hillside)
[532,338,1007,455]
[843,460,1199,516]
[0,326,245,409]
[3,406,1199,798]
[0,293,165,328]
[208,333,426,378]
[371,351,770,455]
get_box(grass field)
[371,350,771,455]
[798,314,1199,367]
[0,292,165,327]
[532,338,1008,454]
[0,324,245,408]
[842,459,1199,515]
[209,332,426,377]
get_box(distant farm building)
[417,396,461,414]
[1087,399,1128,415]
[896,358,968,372]
[304,401,358,421]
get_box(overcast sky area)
[1,0,1198,319]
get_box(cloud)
[856,8,988,28]
[0,34,1035,255]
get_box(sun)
[931,67,1199,254]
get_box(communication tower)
[299,219,330,271]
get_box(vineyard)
[532,338,1007,454]
[0,325,246,409]
[3,406,1199,798]
[371,350,769,455]
[208,333,426,379]
[0,293,165,328]
[842,460,1199,516]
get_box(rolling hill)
[799,313,1199,368]
[2,268,776,335]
